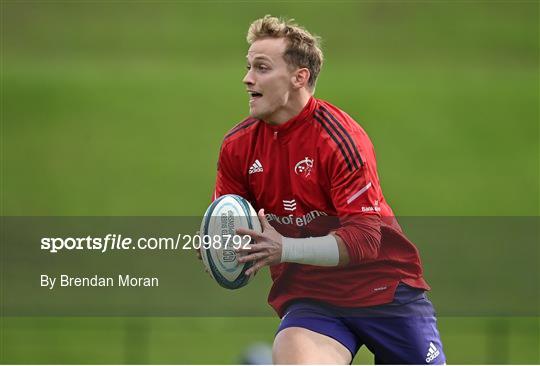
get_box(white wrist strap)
[281,235,339,266]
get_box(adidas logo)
[248,160,263,174]
[425,342,440,363]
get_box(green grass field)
[2,317,539,364]
[1,1,538,364]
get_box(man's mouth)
[248,91,263,102]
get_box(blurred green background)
[1,1,538,364]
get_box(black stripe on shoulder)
[315,109,359,170]
[318,106,364,167]
[224,118,258,140]
[314,114,353,172]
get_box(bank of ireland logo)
[294,157,314,178]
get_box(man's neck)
[265,91,312,125]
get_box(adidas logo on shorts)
[249,159,263,174]
[425,342,440,363]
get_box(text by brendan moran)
[40,274,159,289]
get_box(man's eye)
[246,64,269,72]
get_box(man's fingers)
[235,241,273,254]
[258,208,271,231]
[235,227,262,240]
[235,243,259,253]
[245,259,266,276]
[237,251,267,263]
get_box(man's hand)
[235,208,283,276]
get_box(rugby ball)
[199,194,261,289]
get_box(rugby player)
[211,15,446,364]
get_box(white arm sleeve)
[280,235,340,266]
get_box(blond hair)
[247,15,324,90]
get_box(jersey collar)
[263,96,317,136]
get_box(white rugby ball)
[200,194,261,289]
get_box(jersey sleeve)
[328,132,383,265]
[213,141,250,201]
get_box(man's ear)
[292,68,311,89]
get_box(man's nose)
[243,69,254,86]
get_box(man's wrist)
[280,235,340,266]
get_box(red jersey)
[214,96,429,316]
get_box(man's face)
[243,38,295,122]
